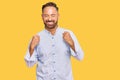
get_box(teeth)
[47,22,53,24]
[47,22,53,23]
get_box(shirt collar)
[44,26,60,35]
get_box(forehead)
[42,6,58,14]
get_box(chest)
[36,33,70,57]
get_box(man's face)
[42,6,59,29]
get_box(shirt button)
[52,77,56,80]
[54,70,56,72]
[52,37,54,39]
[52,53,55,55]
[52,44,55,47]
[53,61,55,63]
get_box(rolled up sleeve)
[24,46,38,67]
[69,31,84,61]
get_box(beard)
[44,20,58,29]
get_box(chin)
[45,25,55,29]
[45,24,56,29]
[48,26,56,29]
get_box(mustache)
[46,20,54,22]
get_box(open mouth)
[47,22,54,24]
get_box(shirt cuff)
[70,47,78,56]
[24,49,37,62]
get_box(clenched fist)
[63,31,75,52]
[29,35,40,56]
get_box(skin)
[29,6,75,56]
[42,6,59,34]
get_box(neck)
[45,25,58,35]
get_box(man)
[24,2,84,80]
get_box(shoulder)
[59,27,77,39]
[36,30,45,36]
[58,27,74,34]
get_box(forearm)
[24,48,38,67]
[70,42,76,53]
[29,47,34,57]
[70,42,84,61]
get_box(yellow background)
[0,0,120,80]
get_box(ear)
[41,14,44,19]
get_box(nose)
[48,16,52,21]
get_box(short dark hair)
[42,2,59,12]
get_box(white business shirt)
[24,27,84,80]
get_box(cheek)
[53,17,58,21]
[42,18,47,22]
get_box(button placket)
[51,36,57,79]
